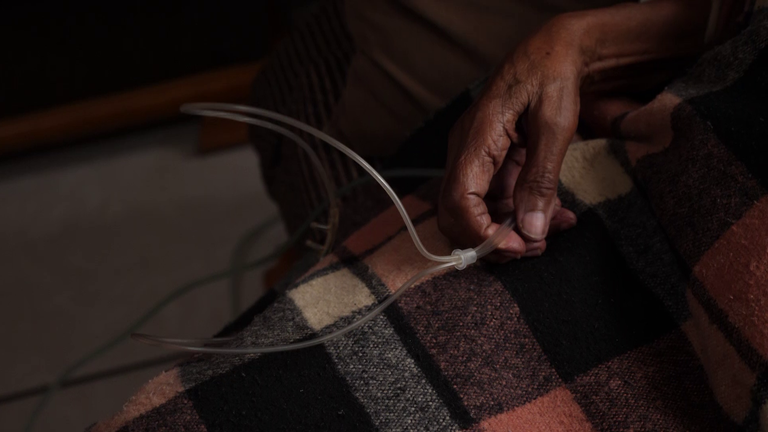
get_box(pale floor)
[0,122,287,431]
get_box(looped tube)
[132,104,515,355]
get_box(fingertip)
[557,208,578,227]
[564,209,577,225]
[548,208,577,235]
[497,232,526,255]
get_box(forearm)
[580,1,709,72]
[552,0,712,92]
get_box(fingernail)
[521,211,547,240]
[523,248,542,257]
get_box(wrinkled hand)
[439,17,583,261]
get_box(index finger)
[438,131,525,256]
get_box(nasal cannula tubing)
[132,103,515,355]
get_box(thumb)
[514,90,578,241]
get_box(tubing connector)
[451,248,477,270]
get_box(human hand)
[438,16,583,261]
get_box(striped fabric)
[250,0,368,238]
[91,7,768,432]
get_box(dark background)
[0,1,321,119]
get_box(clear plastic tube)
[182,109,340,256]
[133,222,513,354]
[131,104,515,355]
[132,262,455,354]
[181,103,457,264]
[474,219,515,258]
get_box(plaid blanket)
[91,9,768,432]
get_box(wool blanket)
[90,9,768,432]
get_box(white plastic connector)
[451,248,477,270]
